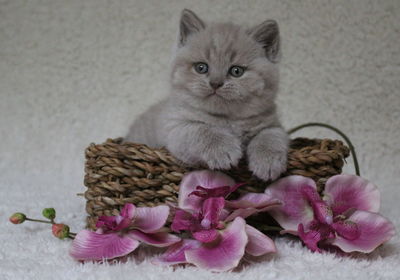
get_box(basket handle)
[288,122,360,176]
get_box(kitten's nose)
[209,81,224,90]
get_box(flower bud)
[42,208,56,220]
[216,221,226,230]
[52,223,70,239]
[9,213,26,224]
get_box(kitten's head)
[170,9,281,117]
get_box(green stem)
[67,232,77,240]
[26,218,53,224]
[288,122,360,176]
[258,225,283,232]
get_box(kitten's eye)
[229,66,245,77]
[194,62,208,74]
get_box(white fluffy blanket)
[1,1,399,279]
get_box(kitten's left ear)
[249,20,280,63]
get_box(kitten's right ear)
[179,9,205,46]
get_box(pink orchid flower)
[70,203,181,261]
[264,174,395,253]
[154,170,279,272]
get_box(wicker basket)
[83,137,349,230]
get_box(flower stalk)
[9,208,77,239]
[25,218,53,224]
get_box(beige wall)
[1,0,399,213]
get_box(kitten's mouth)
[206,90,220,97]
[205,90,233,101]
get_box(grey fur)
[126,9,288,181]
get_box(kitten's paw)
[248,150,287,181]
[203,143,243,170]
[168,133,242,170]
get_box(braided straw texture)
[84,138,349,230]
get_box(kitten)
[125,9,288,181]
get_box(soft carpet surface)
[1,0,399,279]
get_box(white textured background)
[1,1,399,279]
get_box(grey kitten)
[125,9,288,181]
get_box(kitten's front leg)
[166,122,242,170]
[247,127,289,181]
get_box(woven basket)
[83,137,350,230]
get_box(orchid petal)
[264,176,316,231]
[312,201,333,225]
[189,185,231,198]
[332,220,360,241]
[219,208,231,222]
[192,229,219,243]
[185,217,248,272]
[179,170,235,211]
[171,209,197,232]
[224,208,259,222]
[323,174,380,215]
[112,217,132,231]
[229,182,246,193]
[245,225,276,256]
[224,193,281,222]
[120,203,136,219]
[330,210,395,253]
[201,197,225,228]
[190,183,245,199]
[224,204,279,223]
[280,229,298,235]
[132,205,169,233]
[128,230,181,247]
[225,193,280,209]
[152,239,201,266]
[69,230,139,261]
[300,185,322,204]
